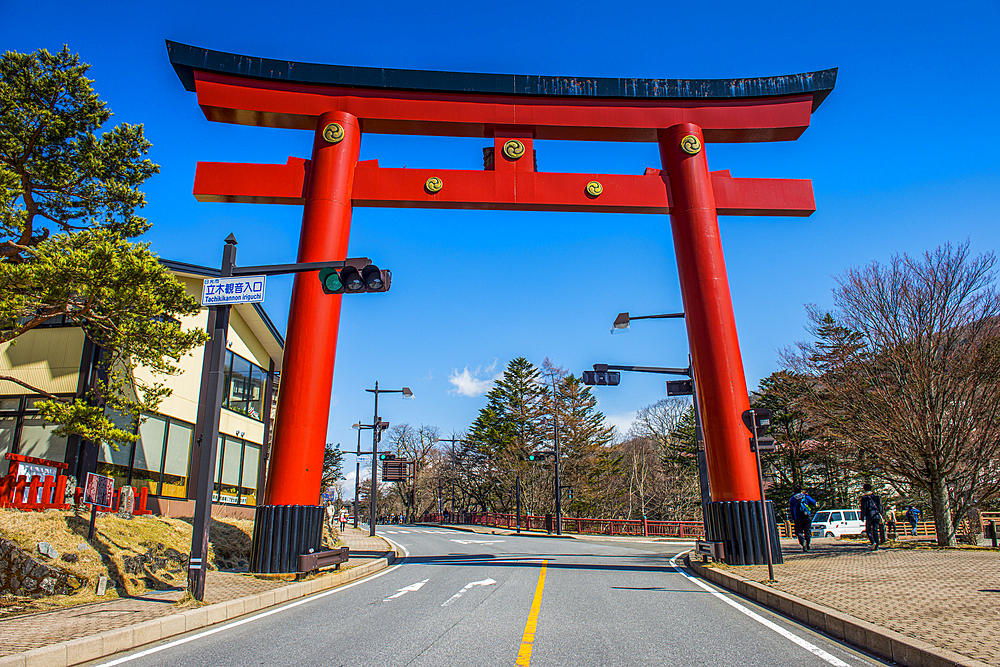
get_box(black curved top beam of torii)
[166,40,837,112]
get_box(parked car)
[811,509,865,538]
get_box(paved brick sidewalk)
[0,527,392,658]
[722,537,1000,666]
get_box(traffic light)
[379,453,396,461]
[319,265,391,294]
[528,450,554,462]
[581,370,620,386]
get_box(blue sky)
[5,1,998,497]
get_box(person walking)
[789,485,817,551]
[860,483,884,550]
[885,506,898,540]
[905,505,921,536]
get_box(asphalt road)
[93,525,890,667]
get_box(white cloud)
[448,360,501,397]
[603,411,637,439]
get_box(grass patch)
[0,507,256,616]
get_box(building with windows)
[0,259,283,518]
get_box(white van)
[811,509,865,538]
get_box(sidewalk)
[0,527,395,666]
[692,536,999,667]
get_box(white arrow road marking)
[450,538,506,545]
[383,579,428,602]
[442,578,497,606]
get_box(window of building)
[96,412,193,498]
[222,350,266,422]
[0,395,71,465]
[212,434,260,505]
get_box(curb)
[684,554,991,667]
[0,549,397,667]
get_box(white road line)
[441,578,497,606]
[450,538,505,545]
[383,579,428,601]
[95,537,410,666]
[668,553,851,667]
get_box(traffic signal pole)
[188,236,236,601]
[365,383,412,536]
[371,383,379,537]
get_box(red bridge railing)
[422,511,705,539]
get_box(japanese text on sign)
[202,276,266,305]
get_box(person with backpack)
[789,485,817,552]
[904,505,921,536]
[860,483,884,550]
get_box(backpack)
[905,508,916,522]
[798,496,813,519]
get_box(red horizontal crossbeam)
[193,71,815,143]
[193,159,815,216]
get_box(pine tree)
[0,47,207,449]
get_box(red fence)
[423,512,705,539]
[0,474,151,515]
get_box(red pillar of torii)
[168,41,835,567]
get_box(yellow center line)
[515,559,548,666]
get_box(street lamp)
[364,382,413,536]
[350,421,375,529]
[611,311,684,334]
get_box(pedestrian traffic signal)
[319,265,391,294]
[581,370,620,386]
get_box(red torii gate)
[168,41,835,568]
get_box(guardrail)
[423,512,705,538]
[425,510,1000,542]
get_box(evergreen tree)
[465,357,546,512]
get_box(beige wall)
[0,328,85,395]
[0,274,278,450]
[133,277,274,446]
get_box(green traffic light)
[319,267,343,294]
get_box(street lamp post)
[365,382,413,536]
[611,311,684,334]
[350,421,374,529]
[608,311,711,536]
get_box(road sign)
[741,408,772,437]
[750,437,778,453]
[666,379,693,396]
[383,459,414,481]
[202,275,266,305]
[84,472,114,508]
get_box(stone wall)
[0,537,84,597]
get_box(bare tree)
[386,423,440,522]
[785,242,1000,545]
[627,398,701,520]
